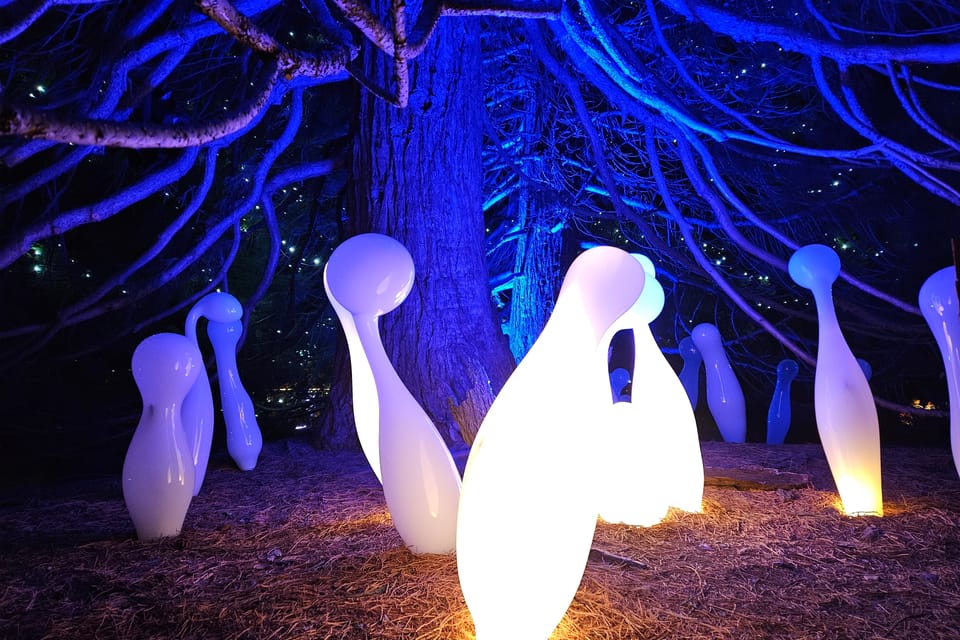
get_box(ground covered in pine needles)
[1,438,959,639]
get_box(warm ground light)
[1,439,958,639]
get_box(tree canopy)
[1,0,958,471]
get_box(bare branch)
[0,60,280,150]
[0,0,112,45]
[661,0,960,64]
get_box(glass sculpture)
[609,366,631,402]
[766,359,799,445]
[678,336,702,410]
[325,233,461,554]
[919,266,960,478]
[691,323,747,443]
[207,319,263,471]
[457,245,646,640]
[122,333,200,540]
[598,253,703,522]
[789,244,882,516]
[182,291,244,493]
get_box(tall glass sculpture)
[919,266,960,478]
[678,336,702,410]
[457,245,646,640]
[598,254,703,523]
[691,323,747,443]
[766,359,799,445]
[122,333,200,540]
[182,291,245,491]
[789,244,883,516]
[207,319,263,471]
[325,233,461,554]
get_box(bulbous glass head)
[919,266,954,319]
[777,358,799,381]
[788,244,841,290]
[324,233,415,316]
[632,253,656,277]
[557,246,646,343]
[633,277,665,323]
[691,322,722,347]
[132,333,202,404]
[193,291,243,323]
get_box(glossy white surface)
[182,291,244,494]
[122,333,200,540]
[691,323,747,443]
[207,320,263,472]
[325,233,460,554]
[457,246,646,640]
[789,244,882,516]
[600,254,703,518]
[919,266,960,479]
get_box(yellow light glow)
[834,472,883,517]
[457,246,646,640]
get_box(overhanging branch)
[0,60,281,150]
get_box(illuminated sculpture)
[789,244,882,516]
[325,233,461,554]
[599,254,702,523]
[919,266,960,478]
[678,336,702,410]
[207,319,263,471]
[598,400,670,527]
[766,359,799,445]
[857,358,873,381]
[182,291,244,493]
[609,367,631,402]
[122,333,200,540]
[691,323,747,443]
[457,245,646,640]
[323,266,382,482]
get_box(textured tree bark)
[321,12,514,449]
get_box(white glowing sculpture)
[789,244,882,516]
[207,319,263,471]
[457,245,646,640]
[598,401,670,526]
[691,323,747,443]
[766,359,799,445]
[678,336,702,410]
[182,291,244,494]
[325,233,461,554]
[919,266,960,478]
[599,254,703,522]
[323,265,382,482]
[122,333,199,540]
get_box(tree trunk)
[504,189,563,361]
[321,14,514,449]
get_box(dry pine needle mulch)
[1,438,959,639]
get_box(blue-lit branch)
[478,0,958,416]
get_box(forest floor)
[0,437,959,639]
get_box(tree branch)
[0,60,281,150]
